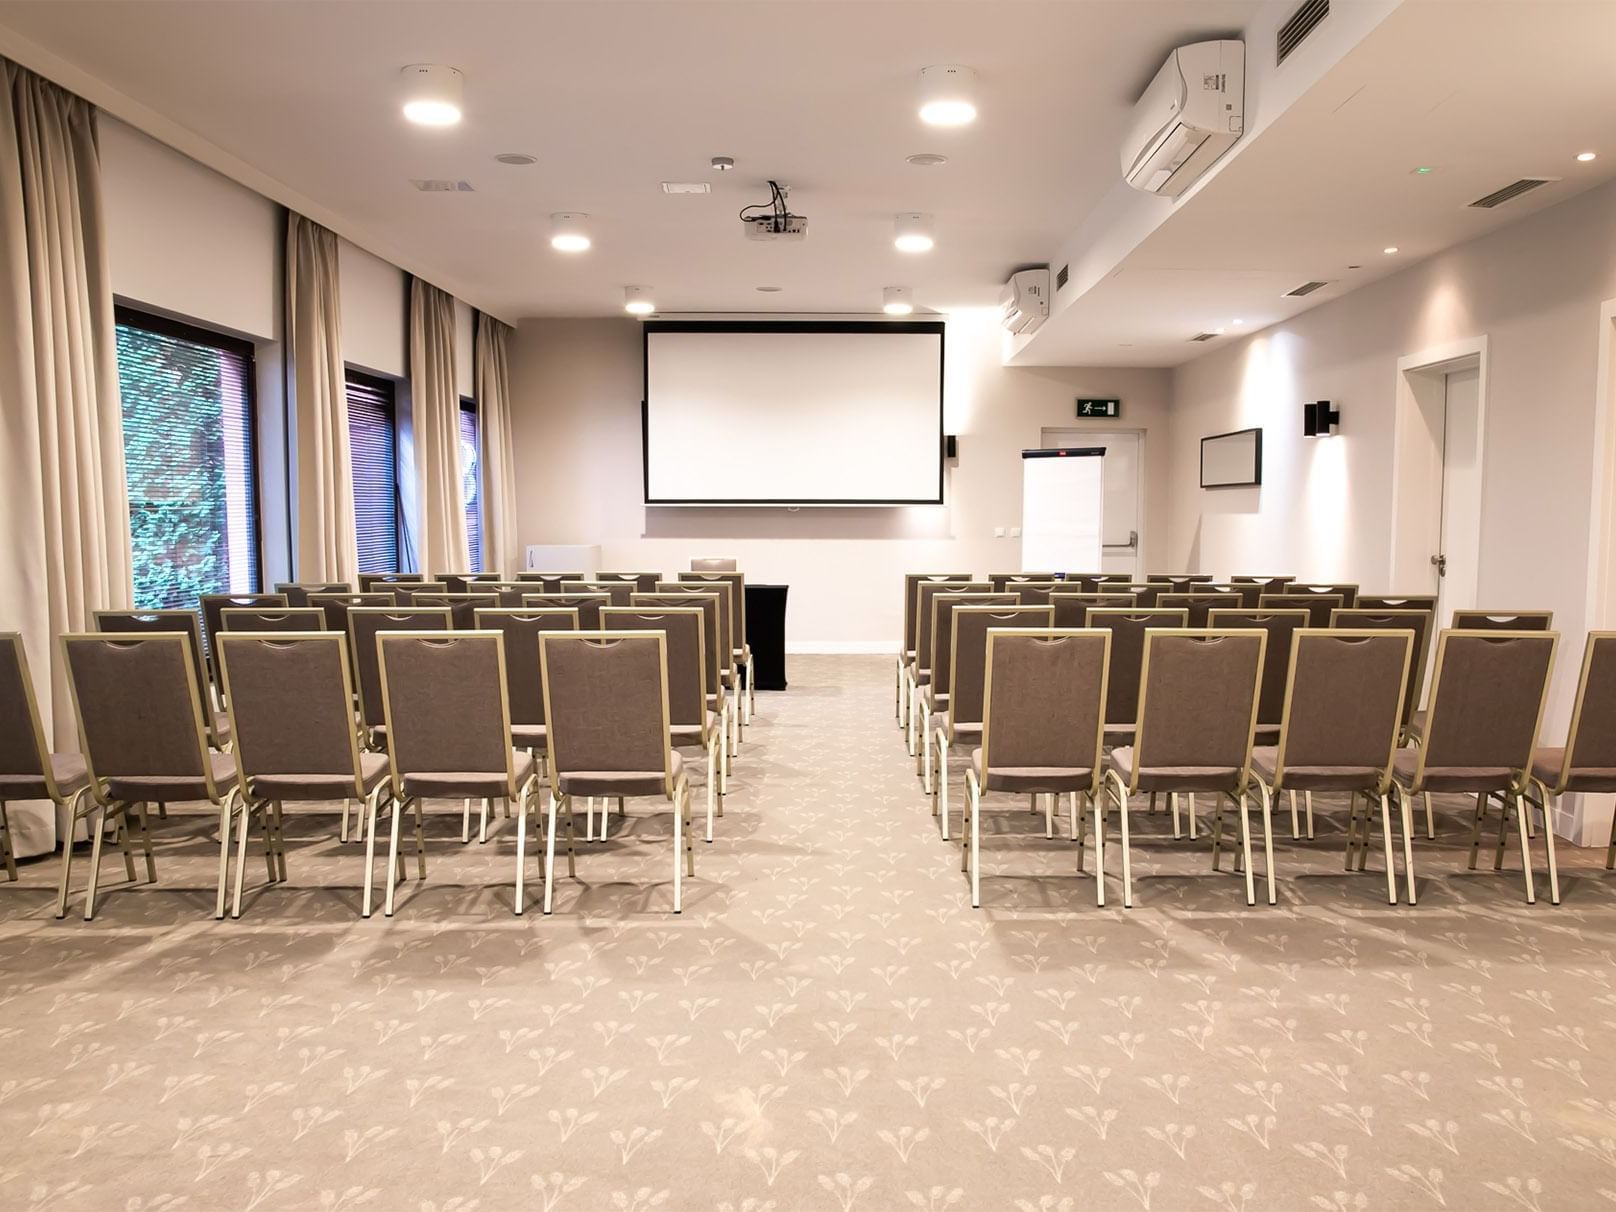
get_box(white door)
[1436,365,1482,625]
[1041,429,1140,577]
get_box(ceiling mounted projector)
[740,179,807,242]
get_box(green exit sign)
[1077,398,1120,418]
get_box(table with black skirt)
[744,583,789,690]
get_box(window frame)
[459,394,482,573]
[345,366,403,575]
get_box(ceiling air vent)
[1277,0,1329,64]
[1467,177,1556,209]
[411,178,475,192]
[1189,331,1221,342]
[1055,264,1069,290]
[1284,280,1332,297]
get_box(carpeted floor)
[3,654,1616,1211]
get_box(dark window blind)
[347,370,400,574]
[459,398,482,573]
[115,308,259,611]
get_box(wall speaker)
[944,434,959,459]
[1302,400,1340,436]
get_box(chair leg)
[684,784,696,879]
[1075,792,1088,872]
[461,798,472,844]
[543,792,560,914]
[1343,792,1361,870]
[156,801,167,819]
[673,783,684,914]
[1535,781,1560,905]
[1424,791,1435,840]
[563,799,577,878]
[384,795,406,917]
[968,774,981,908]
[1377,793,1397,905]
[935,733,950,833]
[1304,791,1316,841]
[1188,793,1198,841]
[1513,792,1536,905]
[274,801,289,881]
[134,801,156,883]
[917,703,930,781]
[705,738,717,842]
[1093,791,1108,906]
[1069,791,1079,843]
[1237,792,1257,906]
[1289,789,1300,840]
[478,797,491,845]
[1355,798,1373,873]
[231,797,254,919]
[1256,783,1278,905]
[339,797,351,844]
[413,796,427,879]
[261,801,278,883]
[56,789,88,918]
[210,798,233,921]
[1044,793,1054,840]
[514,787,530,916]
[116,812,137,884]
[0,802,16,883]
[1115,777,1134,909]
[1493,794,1512,872]
[84,804,112,921]
[1396,786,1419,905]
[1467,791,1488,869]
[1171,793,1182,840]
[361,791,383,918]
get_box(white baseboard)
[786,641,901,655]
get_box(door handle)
[1430,553,1447,577]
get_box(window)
[346,369,401,574]
[115,307,259,611]
[459,397,482,573]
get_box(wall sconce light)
[1303,400,1340,436]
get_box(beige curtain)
[408,277,468,575]
[286,212,359,580]
[0,60,132,855]
[474,314,520,576]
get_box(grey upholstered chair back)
[598,572,663,594]
[416,593,499,628]
[357,573,424,592]
[540,633,671,787]
[1011,582,1062,605]
[63,634,211,789]
[1231,575,1295,596]
[1085,609,1190,726]
[1421,631,1557,775]
[1356,594,1437,613]
[201,594,287,671]
[988,573,1060,591]
[1050,591,1137,628]
[1206,583,1265,609]
[1114,583,1164,608]
[515,572,586,591]
[604,608,706,726]
[1077,574,1134,592]
[949,606,1054,728]
[1134,631,1264,772]
[931,593,1016,697]
[902,574,973,653]
[274,582,350,608]
[635,592,721,693]
[1157,592,1241,629]
[1565,633,1616,774]
[388,581,449,605]
[981,630,1108,777]
[350,608,452,728]
[1259,592,1341,628]
[474,609,580,726]
[691,557,738,572]
[680,571,747,648]
[0,634,47,781]
[95,609,210,705]
[915,581,990,675]
[221,607,328,633]
[1328,608,1434,729]
[1207,609,1309,727]
[521,592,610,629]
[219,633,361,785]
[1147,574,1215,592]
[309,592,392,633]
[1291,583,1359,608]
[1277,631,1411,773]
[379,632,513,788]
[439,573,501,594]
[656,582,734,672]
[1452,610,1554,632]
[562,581,634,607]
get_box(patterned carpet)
[3,654,1616,1211]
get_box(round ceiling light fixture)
[906,152,949,167]
[918,65,978,127]
[1383,245,1399,255]
[494,152,537,165]
[400,64,464,127]
[882,286,915,316]
[893,212,935,253]
[550,213,591,252]
[755,285,783,293]
[1577,151,1598,162]
[623,286,656,316]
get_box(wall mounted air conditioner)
[1121,39,1245,197]
[1000,267,1050,335]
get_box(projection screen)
[642,321,945,505]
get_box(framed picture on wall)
[1200,427,1262,488]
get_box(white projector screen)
[1021,448,1104,572]
[643,321,944,505]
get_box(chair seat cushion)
[558,751,684,798]
[1253,723,1281,746]
[210,710,232,745]
[512,723,548,750]
[249,752,389,801]
[1109,746,1242,794]
[402,750,537,799]
[106,751,240,802]
[932,715,981,745]
[1530,746,1616,793]
[0,752,90,800]
[671,714,722,747]
[1391,750,1515,793]
[1250,746,1383,792]
[924,689,949,712]
[971,748,1094,793]
[1103,724,1136,749]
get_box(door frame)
[1039,426,1147,573]
[1389,335,1489,607]
[1585,298,1616,631]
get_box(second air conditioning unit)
[1000,267,1050,335]
[1121,39,1245,197]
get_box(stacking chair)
[1114,582,1166,608]
[930,605,1053,839]
[1390,629,1559,904]
[659,580,744,742]
[1085,608,1190,752]
[309,591,392,634]
[897,574,973,724]
[1194,584,1258,610]
[439,573,501,594]
[1050,591,1136,628]
[515,572,586,591]
[473,606,580,763]
[378,632,539,915]
[217,632,394,917]
[539,632,692,914]
[1157,592,1242,628]
[521,592,611,628]
[635,591,734,766]
[416,592,499,628]
[1453,610,1554,631]
[221,606,328,633]
[200,593,288,696]
[1105,629,1266,907]
[562,580,634,607]
[94,609,231,755]
[1231,575,1295,596]
[691,557,738,572]
[919,592,1017,791]
[480,582,535,607]
[1260,592,1341,628]
[964,629,1109,908]
[604,606,722,841]
[681,571,754,726]
[597,571,663,594]
[1335,607,1437,836]
[274,582,350,608]
[60,633,244,919]
[1009,581,1062,606]
[349,606,452,757]
[908,580,991,753]
[1250,630,1413,903]
[1077,574,1135,592]
[1147,574,1215,591]
[0,634,91,882]
[988,573,1060,591]
[1210,607,1311,835]
[1291,582,1359,609]
[1357,594,1437,613]
[1526,632,1616,874]
[358,573,424,592]
[388,581,450,605]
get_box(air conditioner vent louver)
[1055,264,1069,290]
[1284,280,1331,297]
[1468,178,1555,208]
[1190,332,1221,342]
[1277,0,1329,64]
[411,178,475,192]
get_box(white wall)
[508,310,1173,647]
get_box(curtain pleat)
[0,59,132,855]
[286,213,359,580]
[408,277,468,576]
[474,314,519,576]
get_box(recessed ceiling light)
[918,65,977,126]
[1383,246,1399,255]
[1347,264,1362,270]
[883,286,915,316]
[1412,166,1435,175]
[400,64,463,127]
[894,212,935,253]
[755,286,783,293]
[906,153,949,167]
[1577,151,1597,162]
[550,213,591,253]
[624,286,655,316]
[711,156,735,171]
[494,153,536,166]
[661,182,711,194]
[1231,318,1244,325]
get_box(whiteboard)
[1021,449,1104,572]
[644,322,944,505]
[1200,428,1263,487]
